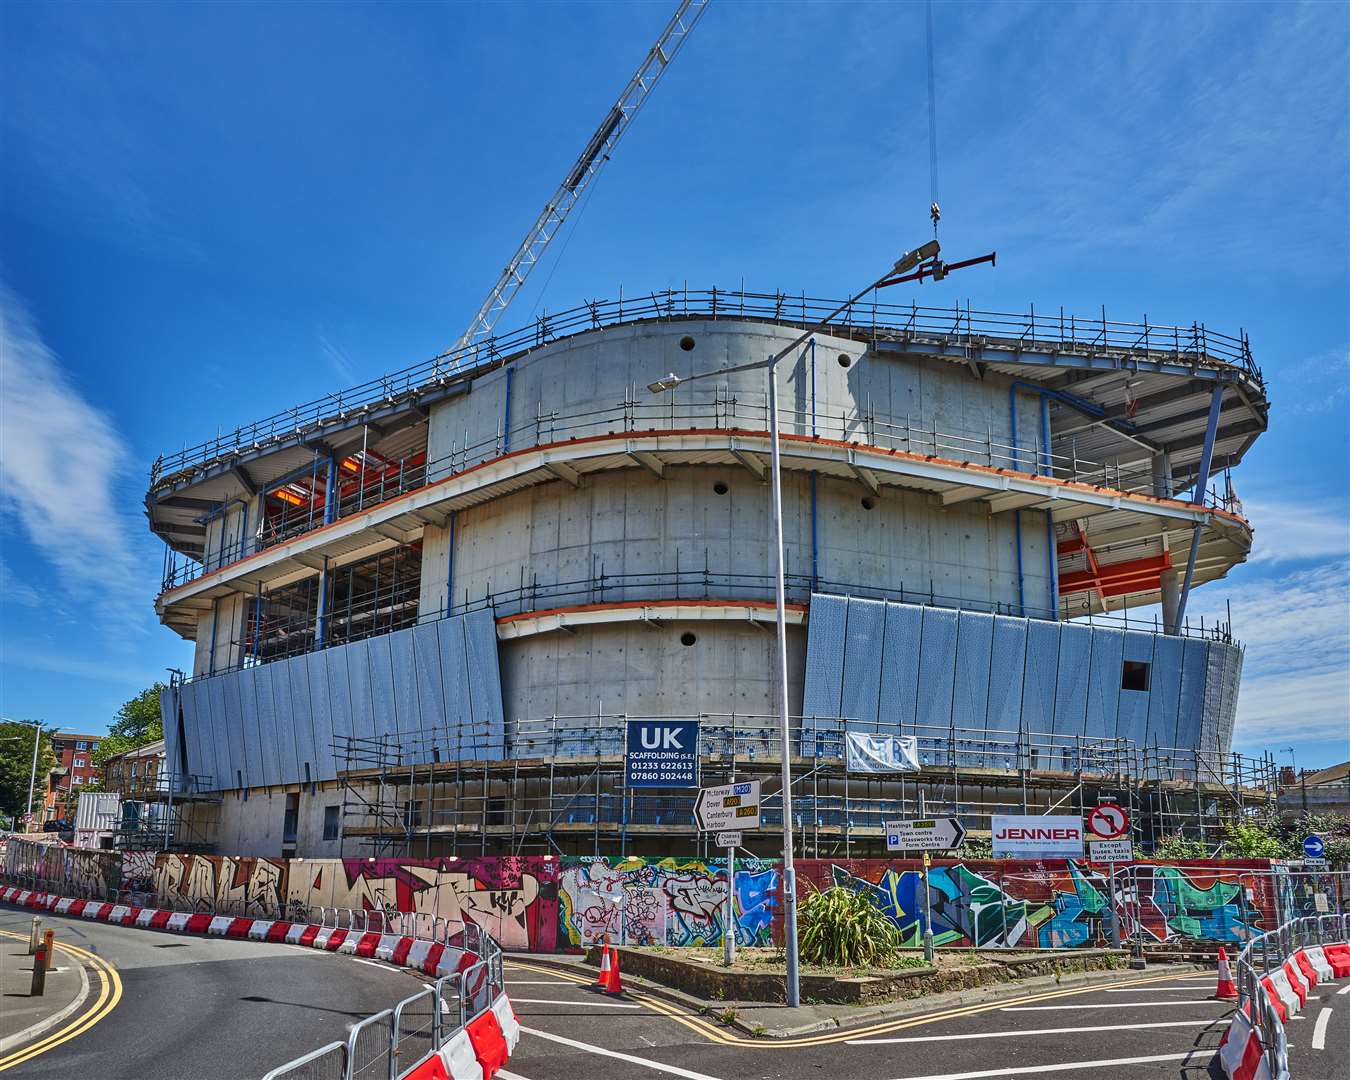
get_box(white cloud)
[0,283,143,617]
[0,554,42,608]
[318,331,357,385]
[1241,499,1350,566]
[1187,562,1350,757]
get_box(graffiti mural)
[558,856,779,949]
[288,857,561,952]
[121,850,157,902]
[154,855,289,917]
[808,858,1278,949]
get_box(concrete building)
[146,290,1274,858]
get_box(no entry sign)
[1088,802,1130,841]
[625,719,700,788]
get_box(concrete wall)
[192,594,247,678]
[499,619,807,727]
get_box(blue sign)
[1303,835,1326,859]
[625,719,700,788]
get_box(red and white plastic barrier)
[1,883,517,1078]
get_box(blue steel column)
[1174,385,1224,630]
[1009,385,1027,615]
[808,340,818,590]
[445,510,458,618]
[314,453,337,645]
[1041,393,1059,619]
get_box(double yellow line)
[507,959,1199,1048]
[0,929,123,1071]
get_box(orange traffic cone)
[601,942,624,996]
[1214,945,1238,1000]
[592,938,612,992]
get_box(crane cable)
[926,0,941,237]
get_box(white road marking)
[349,957,391,969]
[885,1049,1201,1079]
[499,1071,534,1080]
[520,1026,723,1080]
[506,979,577,985]
[1338,984,1350,996]
[510,997,641,1008]
[1312,1007,1332,1050]
[1002,1000,1230,1011]
[847,1018,1215,1045]
[1103,987,1215,993]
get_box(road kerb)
[0,933,90,1055]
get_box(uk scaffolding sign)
[625,719,700,788]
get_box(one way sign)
[625,719,700,789]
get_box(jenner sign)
[990,815,1085,859]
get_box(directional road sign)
[715,831,743,848]
[1303,835,1326,859]
[1087,802,1130,841]
[883,818,966,852]
[694,780,761,832]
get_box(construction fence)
[5,839,1344,954]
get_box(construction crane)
[446,0,710,368]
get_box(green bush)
[798,885,901,968]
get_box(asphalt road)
[501,958,1350,1080]
[0,906,429,1080]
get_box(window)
[323,805,341,842]
[1121,660,1151,692]
[402,800,423,829]
[283,793,300,844]
[73,758,86,768]
[75,741,89,751]
[130,764,139,780]
[72,776,83,785]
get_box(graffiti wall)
[3,838,123,899]
[801,858,1281,949]
[289,857,561,952]
[155,855,289,917]
[558,856,779,949]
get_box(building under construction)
[148,289,1277,860]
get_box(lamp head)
[647,373,682,394]
[893,239,941,275]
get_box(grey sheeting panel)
[1021,620,1061,735]
[160,685,182,783]
[284,654,318,785]
[840,598,886,726]
[1144,634,1184,748]
[305,650,338,782]
[207,675,237,790]
[953,611,993,766]
[366,634,399,743]
[916,609,958,765]
[1174,638,1210,755]
[388,626,422,742]
[413,622,448,762]
[985,616,1027,738]
[1116,631,1155,748]
[267,660,301,788]
[1052,623,1093,739]
[1215,643,1244,757]
[324,647,355,763]
[1084,628,1123,741]
[229,671,261,789]
[801,593,848,748]
[183,681,213,785]
[253,666,282,789]
[437,617,470,761]
[345,638,377,747]
[877,601,922,729]
[465,607,506,758]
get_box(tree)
[0,721,57,821]
[91,683,166,769]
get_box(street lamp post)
[649,242,938,1006]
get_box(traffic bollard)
[31,945,47,996]
[43,929,55,971]
[28,916,41,955]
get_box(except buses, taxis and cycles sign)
[625,719,700,788]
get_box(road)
[0,905,428,1079]
[501,957,1350,1080]
[3,902,1346,1080]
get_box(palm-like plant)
[798,884,901,968]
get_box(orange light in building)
[272,488,307,507]
[340,457,361,474]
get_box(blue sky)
[1,1,1346,766]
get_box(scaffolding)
[93,772,222,853]
[331,714,1277,861]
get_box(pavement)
[499,954,1350,1080]
[0,918,93,1054]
